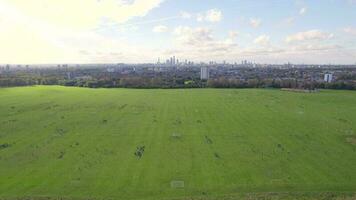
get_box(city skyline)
[0,0,356,64]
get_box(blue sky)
[0,0,355,64]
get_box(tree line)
[1,75,356,90]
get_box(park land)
[0,86,355,200]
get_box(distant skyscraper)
[67,72,72,80]
[324,73,333,83]
[200,67,210,80]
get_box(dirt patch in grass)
[172,133,182,139]
[58,151,65,159]
[205,136,213,144]
[174,119,182,125]
[277,143,285,151]
[338,118,349,123]
[214,152,221,159]
[55,128,67,136]
[346,136,356,145]
[171,180,184,188]
[134,145,145,158]
[118,104,127,110]
[0,143,11,150]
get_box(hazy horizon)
[0,0,356,65]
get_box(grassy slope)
[0,86,355,200]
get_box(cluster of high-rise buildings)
[156,57,259,67]
[157,56,194,66]
[0,65,10,73]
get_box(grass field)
[0,86,355,200]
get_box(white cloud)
[152,25,168,33]
[205,9,223,22]
[0,0,165,63]
[166,27,354,64]
[299,7,307,15]
[290,44,342,52]
[196,9,223,23]
[180,11,192,19]
[284,17,296,25]
[285,30,334,43]
[196,14,204,22]
[171,26,237,60]
[344,27,356,35]
[254,35,270,46]
[118,25,139,33]
[0,1,163,64]
[0,0,164,30]
[224,31,239,44]
[173,26,214,45]
[228,31,239,39]
[249,18,261,28]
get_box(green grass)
[0,86,355,200]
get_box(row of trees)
[58,77,203,88]
[207,78,356,90]
[1,76,356,90]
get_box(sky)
[0,0,355,64]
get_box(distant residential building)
[107,68,115,73]
[200,67,210,80]
[324,73,333,83]
[66,72,72,80]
